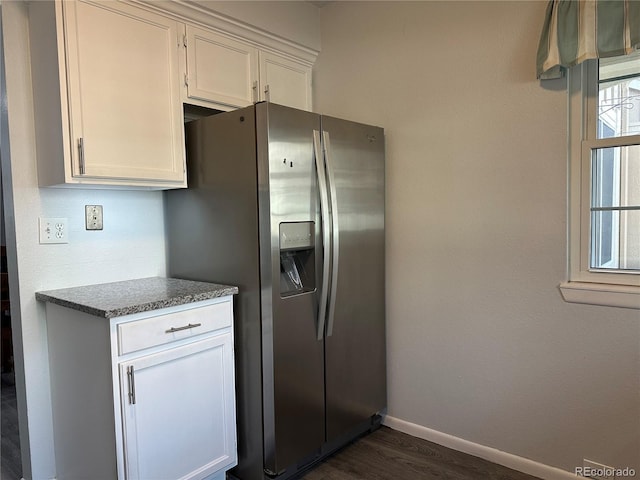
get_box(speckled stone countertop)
[36,277,238,319]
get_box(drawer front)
[118,301,232,355]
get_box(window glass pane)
[598,54,640,139]
[620,210,640,270]
[590,144,640,270]
[591,145,640,208]
[590,209,640,271]
[591,210,618,269]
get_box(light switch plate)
[85,205,103,230]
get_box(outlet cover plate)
[85,205,103,230]
[39,217,68,244]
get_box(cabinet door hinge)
[183,33,187,48]
[184,73,189,87]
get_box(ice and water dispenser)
[279,222,316,297]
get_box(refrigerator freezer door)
[256,103,325,475]
[321,116,386,441]
[166,106,266,480]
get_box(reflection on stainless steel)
[165,103,386,480]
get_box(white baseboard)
[382,415,579,480]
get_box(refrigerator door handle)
[323,130,340,337]
[313,129,331,341]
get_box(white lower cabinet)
[120,334,235,480]
[44,297,237,480]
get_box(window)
[563,53,640,309]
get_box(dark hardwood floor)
[301,426,542,480]
[1,373,22,480]
[1,391,542,480]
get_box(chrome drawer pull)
[165,322,202,334]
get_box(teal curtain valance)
[537,0,640,79]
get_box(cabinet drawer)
[117,301,231,355]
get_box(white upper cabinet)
[29,0,317,189]
[184,25,259,109]
[182,26,313,111]
[30,1,187,188]
[258,51,313,111]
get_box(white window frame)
[561,60,640,309]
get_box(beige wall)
[191,1,321,51]
[314,1,639,474]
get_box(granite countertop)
[35,277,238,319]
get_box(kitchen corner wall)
[314,1,639,476]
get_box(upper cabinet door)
[63,1,186,185]
[185,25,259,109]
[259,51,313,111]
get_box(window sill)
[559,282,640,309]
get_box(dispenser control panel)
[279,222,315,251]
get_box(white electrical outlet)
[39,217,69,244]
[579,459,616,480]
[85,205,103,230]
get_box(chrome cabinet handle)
[78,138,85,175]
[165,322,202,334]
[127,366,136,405]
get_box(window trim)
[562,60,640,309]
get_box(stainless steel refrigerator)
[165,102,386,480]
